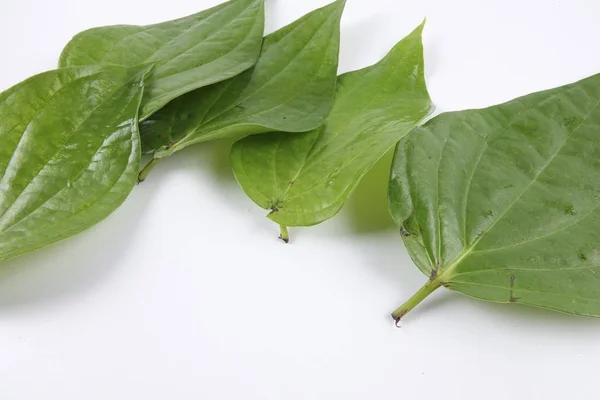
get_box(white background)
[1,0,600,399]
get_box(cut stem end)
[279,225,290,244]
[138,158,162,183]
[391,278,442,326]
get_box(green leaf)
[59,0,265,120]
[230,22,433,232]
[140,0,345,158]
[389,72,600,322]
[0,65,149,263]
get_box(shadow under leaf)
[342,148,396,234]
[0,182,158,310]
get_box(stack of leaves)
[2,0,600,324]
[0,0,346,262]
[230,22,432,241]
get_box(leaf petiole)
[279,225,290,244]
[138,158,162,183]
[392,278,442,326]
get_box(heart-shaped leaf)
[59,0,265,120]
[139,0,345,161]
[0,65,149,263]
[230,22,433,239]
[389,72,600,322]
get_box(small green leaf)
[140,0,345,158]
[0,65,149,263]
[230,22,433,231]
[59,0,265,120]
[389,72,600,321]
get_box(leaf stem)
[391,278,442,325]
[138,158,161,183]
[279,225,290,243]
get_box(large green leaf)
[230,22,432,238]
[388,72,600,322]
[59,0,265,120]
[139,0,345,160]
[0,65,149,263]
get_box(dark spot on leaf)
[509,275,520,303]
[565,206,576,215]
[400,225,411,237]
[580,253,588,261]
[429,261,440,280]
[563,116,583,130]
[235,105,246,110]
[484,210,494,218]
[289,180,295,185]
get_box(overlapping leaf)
[389,72,600,319]
[140,0,345,158]
[0,65,149,263]
[59,0,265,119]
[230,22,433,231]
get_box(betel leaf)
[139,0,345,163]
[388,72,600,322]
[230,22,433,240]
[59,0,265,120]
[0,65,149,263]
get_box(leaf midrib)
[171,9,337,150]
[439,91,600,283]
[0,72,140,231]
[0,69,107,192]
[470,199,600,255]
[278,66,410,202]
[97,0,238,67]
[1,124,135,236]
[0,130,138,263]
[148,4,259,81]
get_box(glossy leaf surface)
[59,0,264,119]
[231,22,433,227]
[389,72,600,317]
[140,0,345,158]
[0,66,148,263]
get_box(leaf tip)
[413,17,427,36]
[327,0,347,14]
